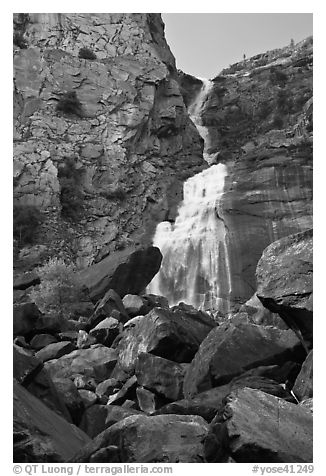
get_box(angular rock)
[116,306,217,373]
[89,317,120,347]
[14,380,90,462]
[79,405,141,439]
[74,375,97,391]
[122,294,148,317]
[13,302,42,336]
[141,293,169,310]
[183,321,303,398]
[96,378,121,399]
[78,389,98,409]
[107,375,138,406]
[135,352,185,401]
[52,378,85,425]
[56,331,79,344]
[30,333,58,350]
[76,330,97,349]
[35,341,75,363]
[256,229,313,347]
[44,345,117,383]
[13,344,42,384]
[158,370,292,422]
[205,388,313,463]
[77,246,163,302]
[292,350,313,401]
[72,414,209,463]
[86,289,129,330]
[136,387,163,414]
[14,335,31,349]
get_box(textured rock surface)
[183,321,302,397]
[35,341,75,362]
[181,38,313,309]
[72,413,209,462]
[135,352,185,401]
[256,229,313,346]
[78,246,162,302]
[205,388,313,463]
[13,13,204,268]
[292,350,313,401]
[79,404,141,438]
[13,380,91,462]
[44,345,117,383]
[116,306,217,373]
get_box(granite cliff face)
[13,13,204,267]
[180,38,313,307]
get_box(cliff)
[181,38,313,307]
[13,13,204,268]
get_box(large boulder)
[77,246,162,302]
[35,341,76,362]
[292,350,313,401]
[44,345,117,383]
[13,380,91,462]
[135,352,185,401]
[183,321,303,398]
[79,404,141,438]
[256,229,313,347]
[89,317,121,347]
[205,388,313,463]
[13,302,42,336]
[72,414,209,463]
[86,289,128,330]
[116,306,217,373]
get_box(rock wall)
[13,13,204,267]
[187,38,313,307]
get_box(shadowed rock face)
[13,13,204,267]
[256,229,313,347]
[205,388,313,463]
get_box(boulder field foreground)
[13,228,313,463]
[13,13,312,465]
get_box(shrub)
[270,67,288,86]
[56,91,83,117]
[78,47,97,60]
[13,204,42,246]
[30,257,81,319]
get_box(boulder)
[116,306,217,373]
[86,289,129,330]
[78,389,98,408]
[157,370,292,422]
[292,350,313,401]
[136,387,163,414]
[183,321,303,398]
[256,230,313,347]
[76,330,97,349]
[13,302,42,336]
[30,333,58,350]
[72,414,209,463]
[77,246,162,302]
[13,344,42,384]
[14,380,90,462]
[44,345,117,383]
[106,376,138,406]
[79,404,141,438]
[205,387,313,463]
[35,341,75,363]
[89,317,120,347]
[122,294,148,317]
[141,293,169,310]
[52,378,85,425]
[95,378,121,400]
[135,352,185,401]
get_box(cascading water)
[147,79,232,312]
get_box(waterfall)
[147,79,231,312]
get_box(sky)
[162,13,313,79]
